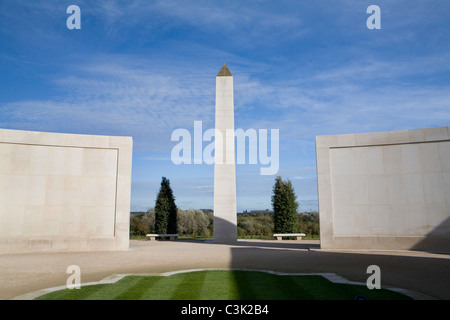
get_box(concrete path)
[1,239,449,300]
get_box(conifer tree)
[155,177,178,234]
[271,176,298,233]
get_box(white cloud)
[291,176,307,180]
[189,185,214,191]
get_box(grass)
[36,270,411,300]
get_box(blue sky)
[1,1,449,212]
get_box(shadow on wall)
[410,217,450,253]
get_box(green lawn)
[36,270,411,300]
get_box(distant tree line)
[130,210,319,239]
[239,209,273,216]
[130,208,213,238]
[237,211,319,238]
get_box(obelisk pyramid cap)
[217,64,232,77]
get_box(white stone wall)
[0,128,133,253]
[316,126,450,251]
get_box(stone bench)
[146,234,179,241]
[273,233,306,240]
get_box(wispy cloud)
[235,53,450,140]
[0,54,218,150]
[3,49,449,155]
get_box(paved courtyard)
[1,239,450,300]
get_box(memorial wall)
[0,128,133,253]
[316,126,450,251]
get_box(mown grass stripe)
[232,270,259,299]
[247,272,286,300]
[113,276,162,300]
[200,270,238,299]
[170,271,207,300]
[235,271,307,300]
[139,273,185,300]
[290,275,334,299]
[82,282,128,300]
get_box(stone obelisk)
[213,64,237,243]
